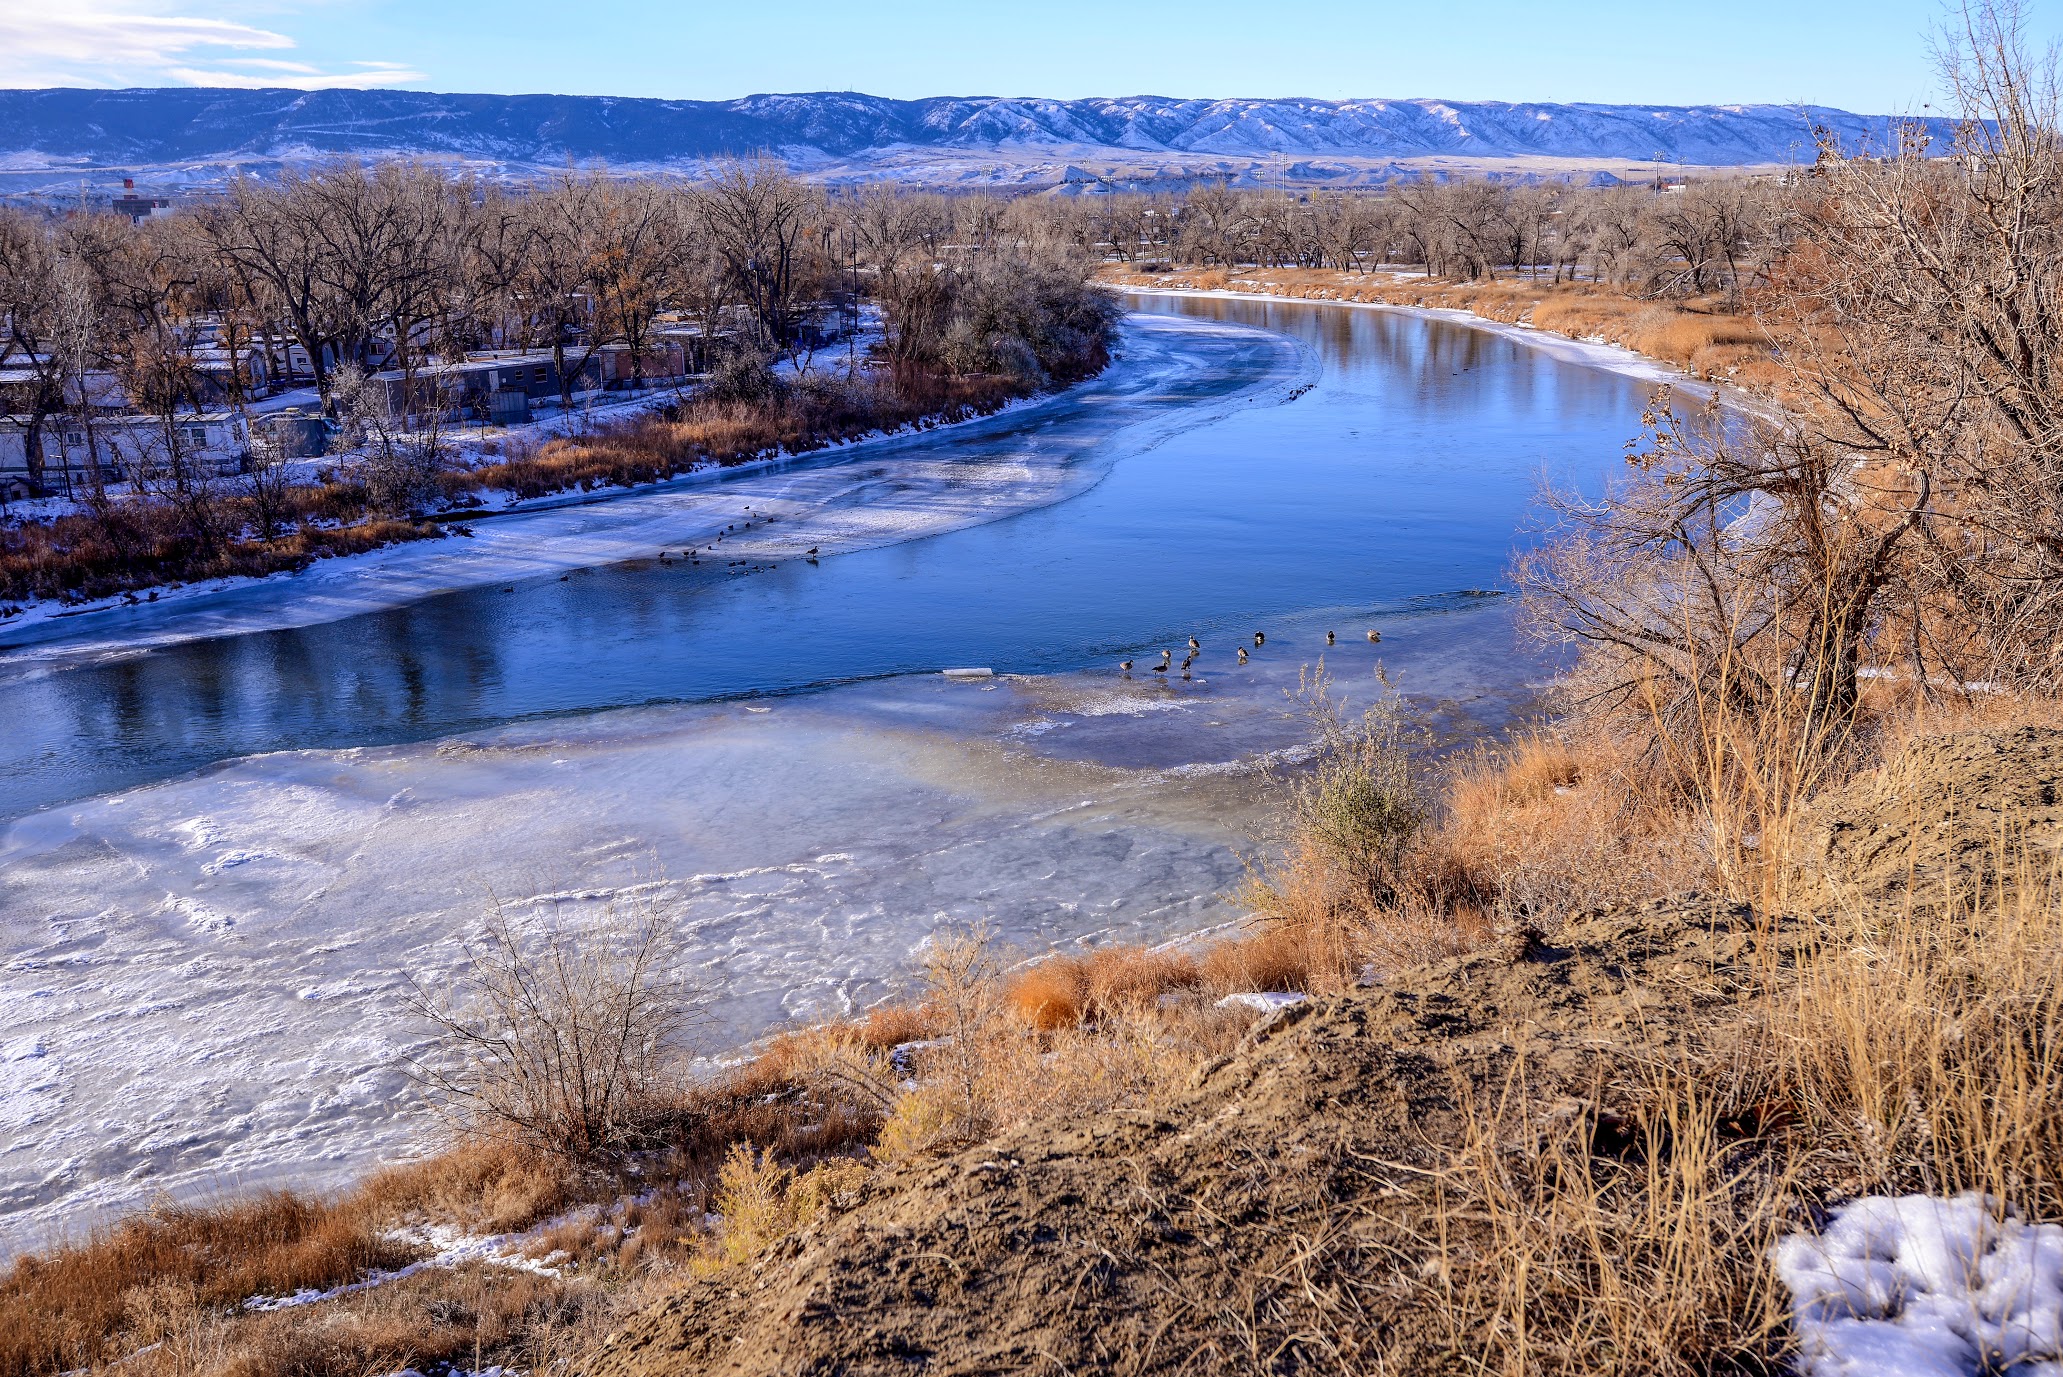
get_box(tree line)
[1040,175,1783,295]
[0,159,1120,499]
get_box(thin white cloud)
[0,4,425,89]
[216,58,327,75]
[164,62,426,89]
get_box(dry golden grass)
[1003,957,1090,1030]
[1000,944,1203,1029]
[0,1190,411,1377]
[357,1138,575,1234]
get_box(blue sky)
[5,0,2054,111]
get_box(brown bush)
[1003,957,1089,1030]
[1198,918,1326,994]
[857,1001,937,1049]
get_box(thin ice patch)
[1772,1192,2063,1376]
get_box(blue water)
[0,296,1650,820]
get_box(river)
[0,294,1660,1254]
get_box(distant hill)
[0,88,1953,191]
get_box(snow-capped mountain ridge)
[0,87,1951,175]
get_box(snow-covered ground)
[1775,1192,2063,1376]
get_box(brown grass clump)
[1083,944,1201,1010]
[1002,944,1203,1030]
[1197,915,1330,994]
[1003,956,1090,1030]
[856,1000,937,1050]
[461,372,1030,502]
[0,499,446,607]
[0,1190,411,1377]
[358,1138,576,1235]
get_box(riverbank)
[1103,262,1781,392]
[10,700,2056,1377]
[0,371,1041,619]
[0,316,1297,682]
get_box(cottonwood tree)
[1521,0,2063,790]
[696,158,824,357]
[0,208,70,493]
[588,178,684,388]
[1773,0,2063,691]
[518,171,614,408]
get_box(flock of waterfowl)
[649,505,820,574]
[636,528,1386,686]
[1120,625,1379,680]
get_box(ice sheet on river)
[0,670,1283,1255]
[0,596,1542,1258]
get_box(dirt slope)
[1813,725,2063,899]
[592,726,2062,1376]
[592,901,1773,1376]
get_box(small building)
[593,341,688,388]
[252,409,331,459]
[110,179,171,224]
[191,346,277,403]
[371,351,586,421]
[0,412,247,497]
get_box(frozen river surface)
[0,297,1661,1254]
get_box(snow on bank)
[1773,1192,2063,1376]
[243,1217,574,1312]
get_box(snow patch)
[1215,991,1308,1012]
[242,1218,572,1313]
[200,849,267,875]
[163,895,234,935]
[1773,1192,2063,1376]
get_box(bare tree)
[696,158,824,358]
[330,362,450,515]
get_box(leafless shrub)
[405,892,706,1167]
[331,362,451,515]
